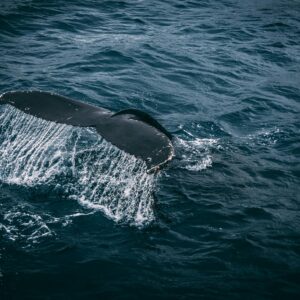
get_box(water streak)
[0,105,155,227]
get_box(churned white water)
[175,133,219,172]
[0,105,155,226]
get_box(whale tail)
[0,91,174,172]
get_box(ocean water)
[0,0,299,299]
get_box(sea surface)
[0,0,300,299]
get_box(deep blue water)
[0,0,300,299]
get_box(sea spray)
[174,134,219,172]
[0,105,155,227]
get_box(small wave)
[0,202,95,245]
[0,207,55,244]
[0,105,155,228]
[0,0,33,16]
[246,127,282,146]
[174,130,219,172]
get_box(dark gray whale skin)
[0,91,174,172]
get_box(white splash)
[0,203,95,245]
[246,127,282,146]
[174,133,219,172]
[1,209,54,243]
[0,105,155,227]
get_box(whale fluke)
[0,91,174,172]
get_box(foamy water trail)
[174,130,219,172]
[0,105,155,227]
[1,208,55,243]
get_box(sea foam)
[0,105,156,227]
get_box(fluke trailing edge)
[0,91,174,172]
